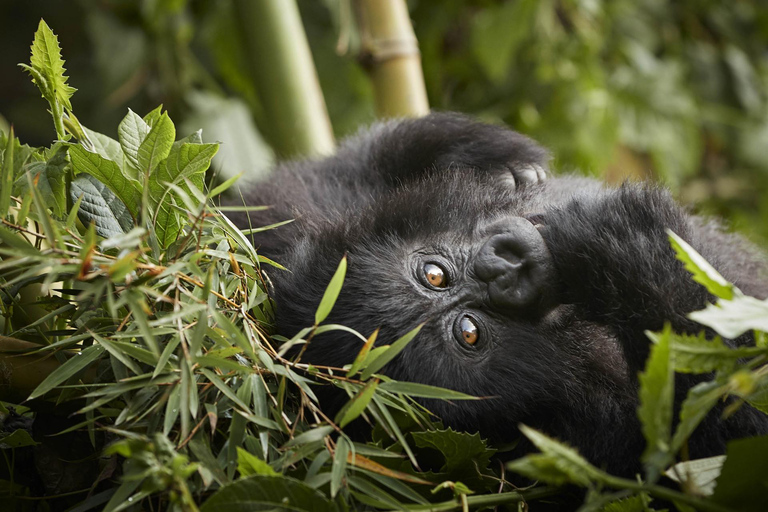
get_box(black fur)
[228,113,768,476]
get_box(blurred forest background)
[1,0,767,242]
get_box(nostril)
[473,217,556,312]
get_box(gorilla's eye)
[459,316,479,345]
[423,263,448,288]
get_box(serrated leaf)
[335,380,379,429]
[315,256,347,324]
[137,112,174,175]
[200,475,336,512]
[668,230,735,300]
[638,326,674,482]
[360,324,423,381]
[412,429,495,476]
[237,447,278,477]
[689,295,768,339]
[665,330,765,374]
[118,109,150,172]
[70,144,142,217]
[670,381,725,455]
[665,455,726,496]
[28,344,105,400]
[507,425,607,487]
[27,19,76,110]
[71,175,134,238]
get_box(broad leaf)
[712,436,768,512]
[70,144,142,217]
[200,475,337,512]
[507,425,607,487]
[14,144,69,217]
[668,230,735,300]
[689,295,768,339]
[137,112,174,174]
[118,109,150,171]
[638,326,674,482]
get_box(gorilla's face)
[272,172,629,440]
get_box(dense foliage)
[2,1,768,242]
[2,19,768,512]
[0,5,768,511]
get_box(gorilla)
[228,113,768,477]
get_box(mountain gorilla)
[228,113,768,477]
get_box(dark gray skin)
[227,113,768,477]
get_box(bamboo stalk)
[231,0,335,158]
[354,0,430,118]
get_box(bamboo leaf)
[29,344,104,400]
[315,256,347,325]
[360,324,423,380]
[335,379,379,429]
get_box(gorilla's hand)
[538,185,710,369]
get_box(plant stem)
[231,0,335,159]
[393,487,559,511]
[601,473,733,512]
[354,0,429,118]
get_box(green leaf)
[638,325,674,482]
[148,137,218,248]
[360,324,423,380]
[689,295,768,339]
[70,175,134,238]
[28,344,105,400]
[668,230,735,300]
[237,447,278,477]
[346,329,379,377]
[379,381,480,400]
[0,429,38,448]
[137,112,175,174]
[0,126,14,219]
[70,144,142,217]
[26,19,76,110]
[506,425,607,487]
[412,429,495,477]
[14,145,69,217]
[200,475,337,512]
[335,379,379,429]
[330,437,349,498]
[712,436,768,512]
[665,330,765,374]
[118,109,150,172]
[315,256,347,325]
[670,381,725,455]
[665,455,726,496]
[283,426,335,449]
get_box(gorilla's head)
[269,170,631,443]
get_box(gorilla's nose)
[474,217,556,312]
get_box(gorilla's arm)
[540,185,721,372]
[231,113,549,256]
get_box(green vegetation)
[2,4,768,511]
